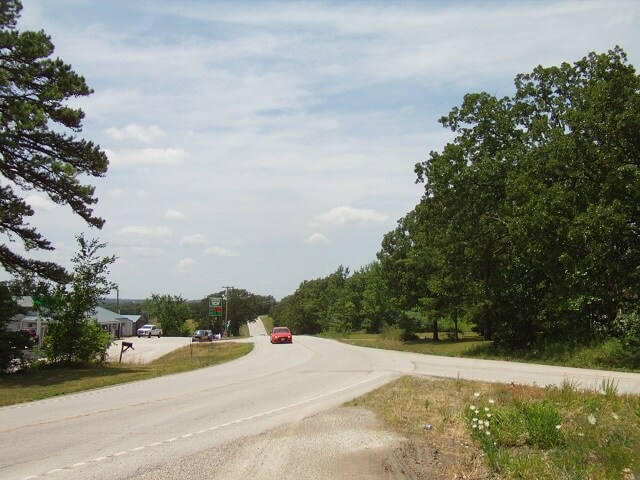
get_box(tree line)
[136,290,275,337]
[271,47,640,366]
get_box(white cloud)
[305,233,331,246]
[25,195,57,211]
[108,188,125,198]
[119,226,173,237]
[108,188,148,199]
[313,206,388,227]
[134,247,164,258]
[177,258,197,272]
[203,246,239,257]
[104,148,188,168]
[180,234,207,246]
[165,209,185,220]
[105,124,166,143]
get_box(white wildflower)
[588,414,597,425]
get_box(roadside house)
[9,300,146,341]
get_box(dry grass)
[349,376,640,480]
[348,376,492,479]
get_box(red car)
[270,327,293,344]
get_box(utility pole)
[222,285,234,336]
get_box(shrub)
[45,319,112,366]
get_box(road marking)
[22,373,387,480]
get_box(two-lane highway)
[1,331,639,480]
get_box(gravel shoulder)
[128,407,442,480]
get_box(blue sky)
[4,0,639,300]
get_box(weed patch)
[351,376,640,479]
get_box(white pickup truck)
[136,324,163,338]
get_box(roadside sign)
[209,297,223,317]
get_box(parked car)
[137,324,162,338]
[270,326,293,344]
[192,329,214,342]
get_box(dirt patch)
[130,407,462,480]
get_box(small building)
[9,302,147,341]
[112,315,145,337]
[90,307,146,338]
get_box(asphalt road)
[2,324,640,480]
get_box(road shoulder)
[127,406,454,480]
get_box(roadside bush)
[380,324,403,341]
[45,319,112,366]
[605,312,640,369]
[397,311,422,340]
[611,311,640,338]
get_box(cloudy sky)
[5,0,639,300]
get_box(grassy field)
[327,330,490,357]
[0,341,252,407]
[321,328,640,372]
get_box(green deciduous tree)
[44,235,116,365]
[270,263,403,336]
[0,0,108,284]
[406,46,640,350]
[143,294,191,337]
[350,262,398,333]
[224,289,273,336]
